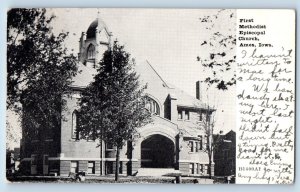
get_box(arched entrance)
[141,134,175,168]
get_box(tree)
[78,41,151,181]
[197,9,236,90]
[7,9,77,146]
[196,9,236,178]
[198,105,216,178]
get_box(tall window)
[72,111,80,140]
[185,111,190,120]
[178,110,182,119]
[88,161,95,174]
[106,142,114,150]
[205,165,209,174]
[204,135,208,150]
[119,162,123,174]
[189,163,194,174]
[199,136,203,150]
[87,44,95,59]
[196,163,199,174]
[70,161,79,173]
[145,97,160,115]
[189,141,194,152]
[195,142,199,152]
[106,162,113,174]
[200,164,203,173]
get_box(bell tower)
[78,13,112,68]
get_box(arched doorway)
[141,134,175,168]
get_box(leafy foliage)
[197,10,236,90]
[200,107,216,178]
[7,9,78,139]
[78,41,151,180]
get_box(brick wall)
[61,93,130,162]
[179,162,189,174]
[61,94,101,159]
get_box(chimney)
[196,81,202,100]
[168,93,178,121]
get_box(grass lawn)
[7,175,217,184]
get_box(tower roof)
[86,18,109,39]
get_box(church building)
[19,16,215,177]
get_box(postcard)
[6,8,295,184]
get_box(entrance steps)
[136,168,180,177]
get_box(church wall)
[59,92,130,175]
[60,94,101,159]
[175,109,213,176]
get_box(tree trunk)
[115,146,120,181]
[208,151,212,178]
[100,138,103,175]
[207,134,212,178]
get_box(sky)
[7,8,236,149]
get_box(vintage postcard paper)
[236,9,295,184]
[6,8,295,184]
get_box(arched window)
[87,44,95,59]
[72,110,80,140]
[145,97,160,115]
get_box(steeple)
[78,11,112,68]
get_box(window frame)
[178,110,183,120]
[106,161,113,174]
[106,142,114,150]
[119,161,123,174]
[206,164,209,174]
[199,136,203,150]
[87,161,95,174]
[189,141,194,152]
[204,135,209,150]
[145,96,160,115]
[189,163,194,174]
[200,164,204,173]
[195,141,199,152]
[72,110,80,140]
[185,110,190,120]
[87,44,96,60]
[70,161,79,173]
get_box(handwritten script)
[236,13,294,184]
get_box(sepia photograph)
[6,8,238,184]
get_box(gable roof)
[171,85,207,109]
[71,60,211,110]
[136,61,209,110]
